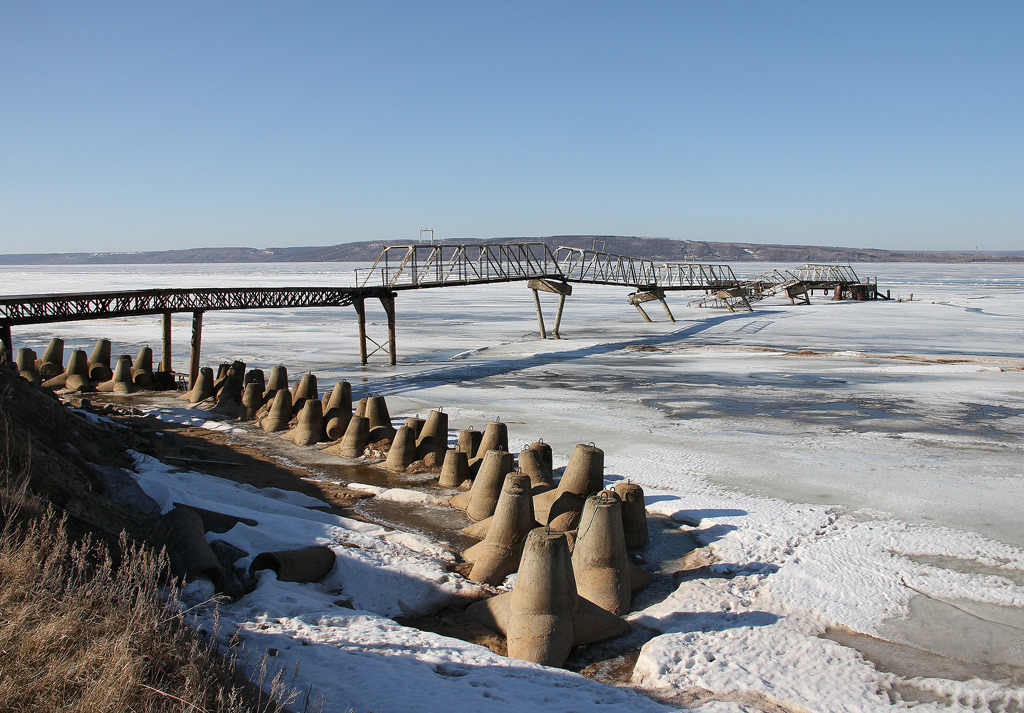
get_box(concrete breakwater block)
[572,491,650,615]
[97,354,135,394]
[451,450,515,521]
[249,546,336,583]
[385,425,417,471]
[43,348,91,391]
[291,373,318,415]
[16,348,40,384]
[472,421,508,468]
[466,527,629,667]
[534,443,604,525]
[241,381,265,420]
[147,506,226,591]
[517,447,553,491]
[179,366,214,403]
[337,414,371,457]
[457,428,482,460]
[463,473,538,585]
[35,337,64,380]
[87,338,112,381]
[261,389,293,432]
[438,448,470,487]
[264,365,288,402]
[417,409,448,448]
[131,346,154,387]
[364,395,396,442]
[614,481,649,548]
[289,399,327,446]
[323,380,353,440]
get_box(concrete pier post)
[0,324,11,360]
[189,310,204,388]
[532,289,547,339]
[354,297,368,365]
[161,311,172,373]
[659,298,676,322]
[552,293,566,339]
[633,302,653,322]
[380,293,397,366]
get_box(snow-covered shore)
[5,261,1023,711]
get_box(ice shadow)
[360,310,764,397]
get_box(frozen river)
[3,261,1023,712]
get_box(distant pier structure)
[0,242,882,376]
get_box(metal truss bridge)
[1,242,877,375]
[355,242,738,291]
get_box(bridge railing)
[355,243,564,288]
[357,242,743,292]
[789,264,860,284]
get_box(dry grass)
[0,413,320,713]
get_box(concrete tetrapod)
[518,447,553,492]
[43,349,90,391]
[180,366,214,403]
[244,368,265,387]
[450,450,515,521]
[614,482,649,548]
[260,390,293,432]
[148,506,226,591]
[264,365,288,402]
[571,491,651,615]
[472,422,509,466]
[87,338,112,381]
[404,417,426,439]
[63,349,92,391]
[241,382,265,420]
[465,528,630,667]
[438,448,470,487]
[131,346,154,387]
[36,338,65,380]
[457,428,482,460]
[15,348,40,385]
[291,373,318,415]
[338,414,370,457]
[214,374,243,410]
[464,473,537,584]
[97,354,135,394]
[290,399,326,446]
[364,395,396,442]
[417,409,448,448]
[384,425,417,471]
[249,546,336,583]
[534,443,605,525]
[323,381,352,440]
[529,440,554,473]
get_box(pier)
[0,243,880,376]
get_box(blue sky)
[1,1,1022,253]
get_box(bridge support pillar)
[189,311,203,389]
[532,289,547,338]
[380,294,397,367]
[527,280,572,339]
[1,324,11,361]
[552,293,566,339]
[160,312,172,372]
[354,297,368,365]
[627,289,673,322]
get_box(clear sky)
[1,1,1022,254]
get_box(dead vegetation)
[0,366,322,713]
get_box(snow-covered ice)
[4,261,1023,711]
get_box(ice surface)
[5,261,1024,711]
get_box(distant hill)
[0,236,1019,265]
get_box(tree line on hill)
[1,236,1019,265]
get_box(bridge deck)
[0,286,388,326]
